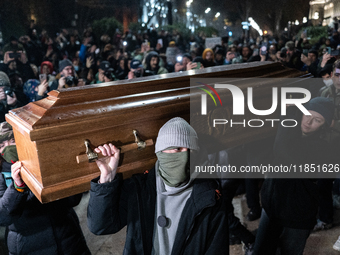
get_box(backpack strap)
[2,172,12,187]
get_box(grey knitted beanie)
[155,117,200,153]
[0,71,10,87]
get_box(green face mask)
[156,150,190,187]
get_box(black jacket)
[261,107,330,229]
[87,168,229,255]
[0,162,90,255]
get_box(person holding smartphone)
[301,49,319,77]
[174,53,192,72]
[0,72,22,122]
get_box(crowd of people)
[0,23,339,116]
[0,21,340,255]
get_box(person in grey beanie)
[87,117,229,255]
[46,59,79,95]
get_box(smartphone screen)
[193,62,201,69]
[303,49,308,56]
[327,47,332,54]
[39,74,47,82]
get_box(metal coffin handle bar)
[76,130,154,164]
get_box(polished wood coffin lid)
[5,62,311,203]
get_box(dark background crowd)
[0,19,339,108]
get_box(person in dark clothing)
[115,56,129,80]
[253,97,335,255]
[244,137,275,222]
[281,41,304,71]
[87,117,229,255]
[0,72,24,123]
[8,71,29,105]
[143,51,168,76]
[47,59,80,94]
[214,47,225,66]
[65,34,81,60]
[2,36,25,53]
[0,122,91,255]
[211,147,255,254]
[301,49,319,77]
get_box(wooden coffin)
[6,62,311,203]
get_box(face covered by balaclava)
[155,117,200,187]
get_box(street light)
[295,20,299,25]
[303,17,307,23]
[205,8,211,14]
[248,17,263,36]
[215,12,220,18]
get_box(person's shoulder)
[157,67,168,74]
[320,85,334,98]
[49,79,58,90]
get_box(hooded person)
[0,121,91,255]
[87,117,229,255]
[214,47,225,66]
[0,72,22,122]
[253,97,335,255]
[0,122,15,188]
[143,51,168,76]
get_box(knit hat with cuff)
[155,117,199,153]
[305,97,335,126]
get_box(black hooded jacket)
[0,161,90,255]
[144,51,160,76]
[261,107,331,229]
[87,167,229,255]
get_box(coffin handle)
[76,133,153,164]
[133,129,146,150]
[84,139,98,163]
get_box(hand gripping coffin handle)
[76,130,154,164]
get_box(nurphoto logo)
[198,82,311,128]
